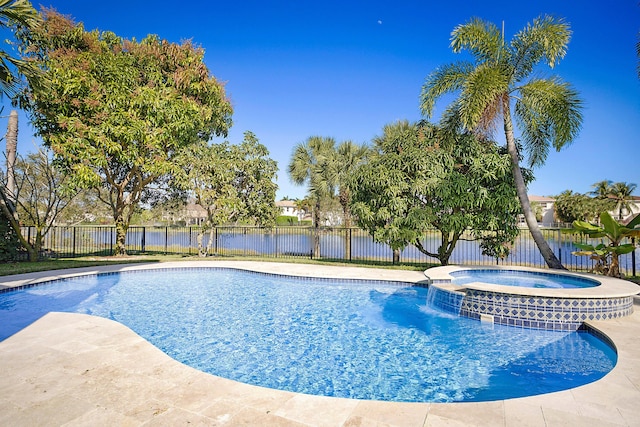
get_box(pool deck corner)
[1,261,640,426]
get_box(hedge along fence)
[18,225,639,276]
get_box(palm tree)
[332,140,369,259]
[610,181,637,220]
[589,180,613,199]
[288,136,336,258]
[420,16,583,269]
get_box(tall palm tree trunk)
[5,110,17,216]
[312,198,321,258]
[503,102,565,269]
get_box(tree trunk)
[197,229,206,257]
[5,110,17,216]
[503,102,565,269]
[340,190,352,260]
[114,214,128,256]
[312,198,321,258]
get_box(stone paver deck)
[1,261,639,426]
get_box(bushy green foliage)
[0,208,21,261]
[564,212,640,277]
[554,190,614,224]
[350,121,523,265]
[172,131,278,256]
[16,11,233,255]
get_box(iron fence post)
[164,227,168,254]
[349,228,352,262]
[632,237,636,277]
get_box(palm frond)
[511,15,571,79]
[420,61,473,118]
[458,63,509,131]
[450,17,503,64]
[514,77,583,167]
[0,0,40,29]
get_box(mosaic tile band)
[432,287,635,331]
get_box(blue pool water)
[0,268,615,402]
[450,269,600,289]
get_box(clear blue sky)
[7,0,640,200]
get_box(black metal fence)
[19,225,639,276]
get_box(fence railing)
[19,225,639,276]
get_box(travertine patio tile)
[210,380,297,411]
[342,414,393,427]
[60,406,140,427]
[157,374,232,413]
[541,406,626,427]
[350,400,429,426]
[423,412,470,427]
[123,398,173,423]
[139,407,215,426]
[503,399,546,427]
[575,400,627,425]
[428,401,505,427]
[11,394,95,426]
[512,390,580,415]
[226,406,309,426]
[199,398,247,422]
[273,393,359,427]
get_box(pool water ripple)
[0,268,616,402]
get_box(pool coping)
[424,265,640,298]
[1,260,640,426]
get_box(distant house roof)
[185,203,207,218]
[276,200,297,208]
[528,195,555,203]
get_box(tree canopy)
[349,120,524,265]
[553,190,612,224]
[16,10,233,255]
[172,131,278,256]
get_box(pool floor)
[1,261,639,426]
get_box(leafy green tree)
[554,190,610,224]
[610,181,637,220]
[173,132,278,256]
[10,149,76,260]
[420,16,583,269]
[0,203,20,260]
[233,132,280,226]
[350,120,523,266]
[288,136,336,257]
[16,11,233,255]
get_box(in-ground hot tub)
[424,265,639,331]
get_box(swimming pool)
[450,269,600,288]
[0,267,616,403]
